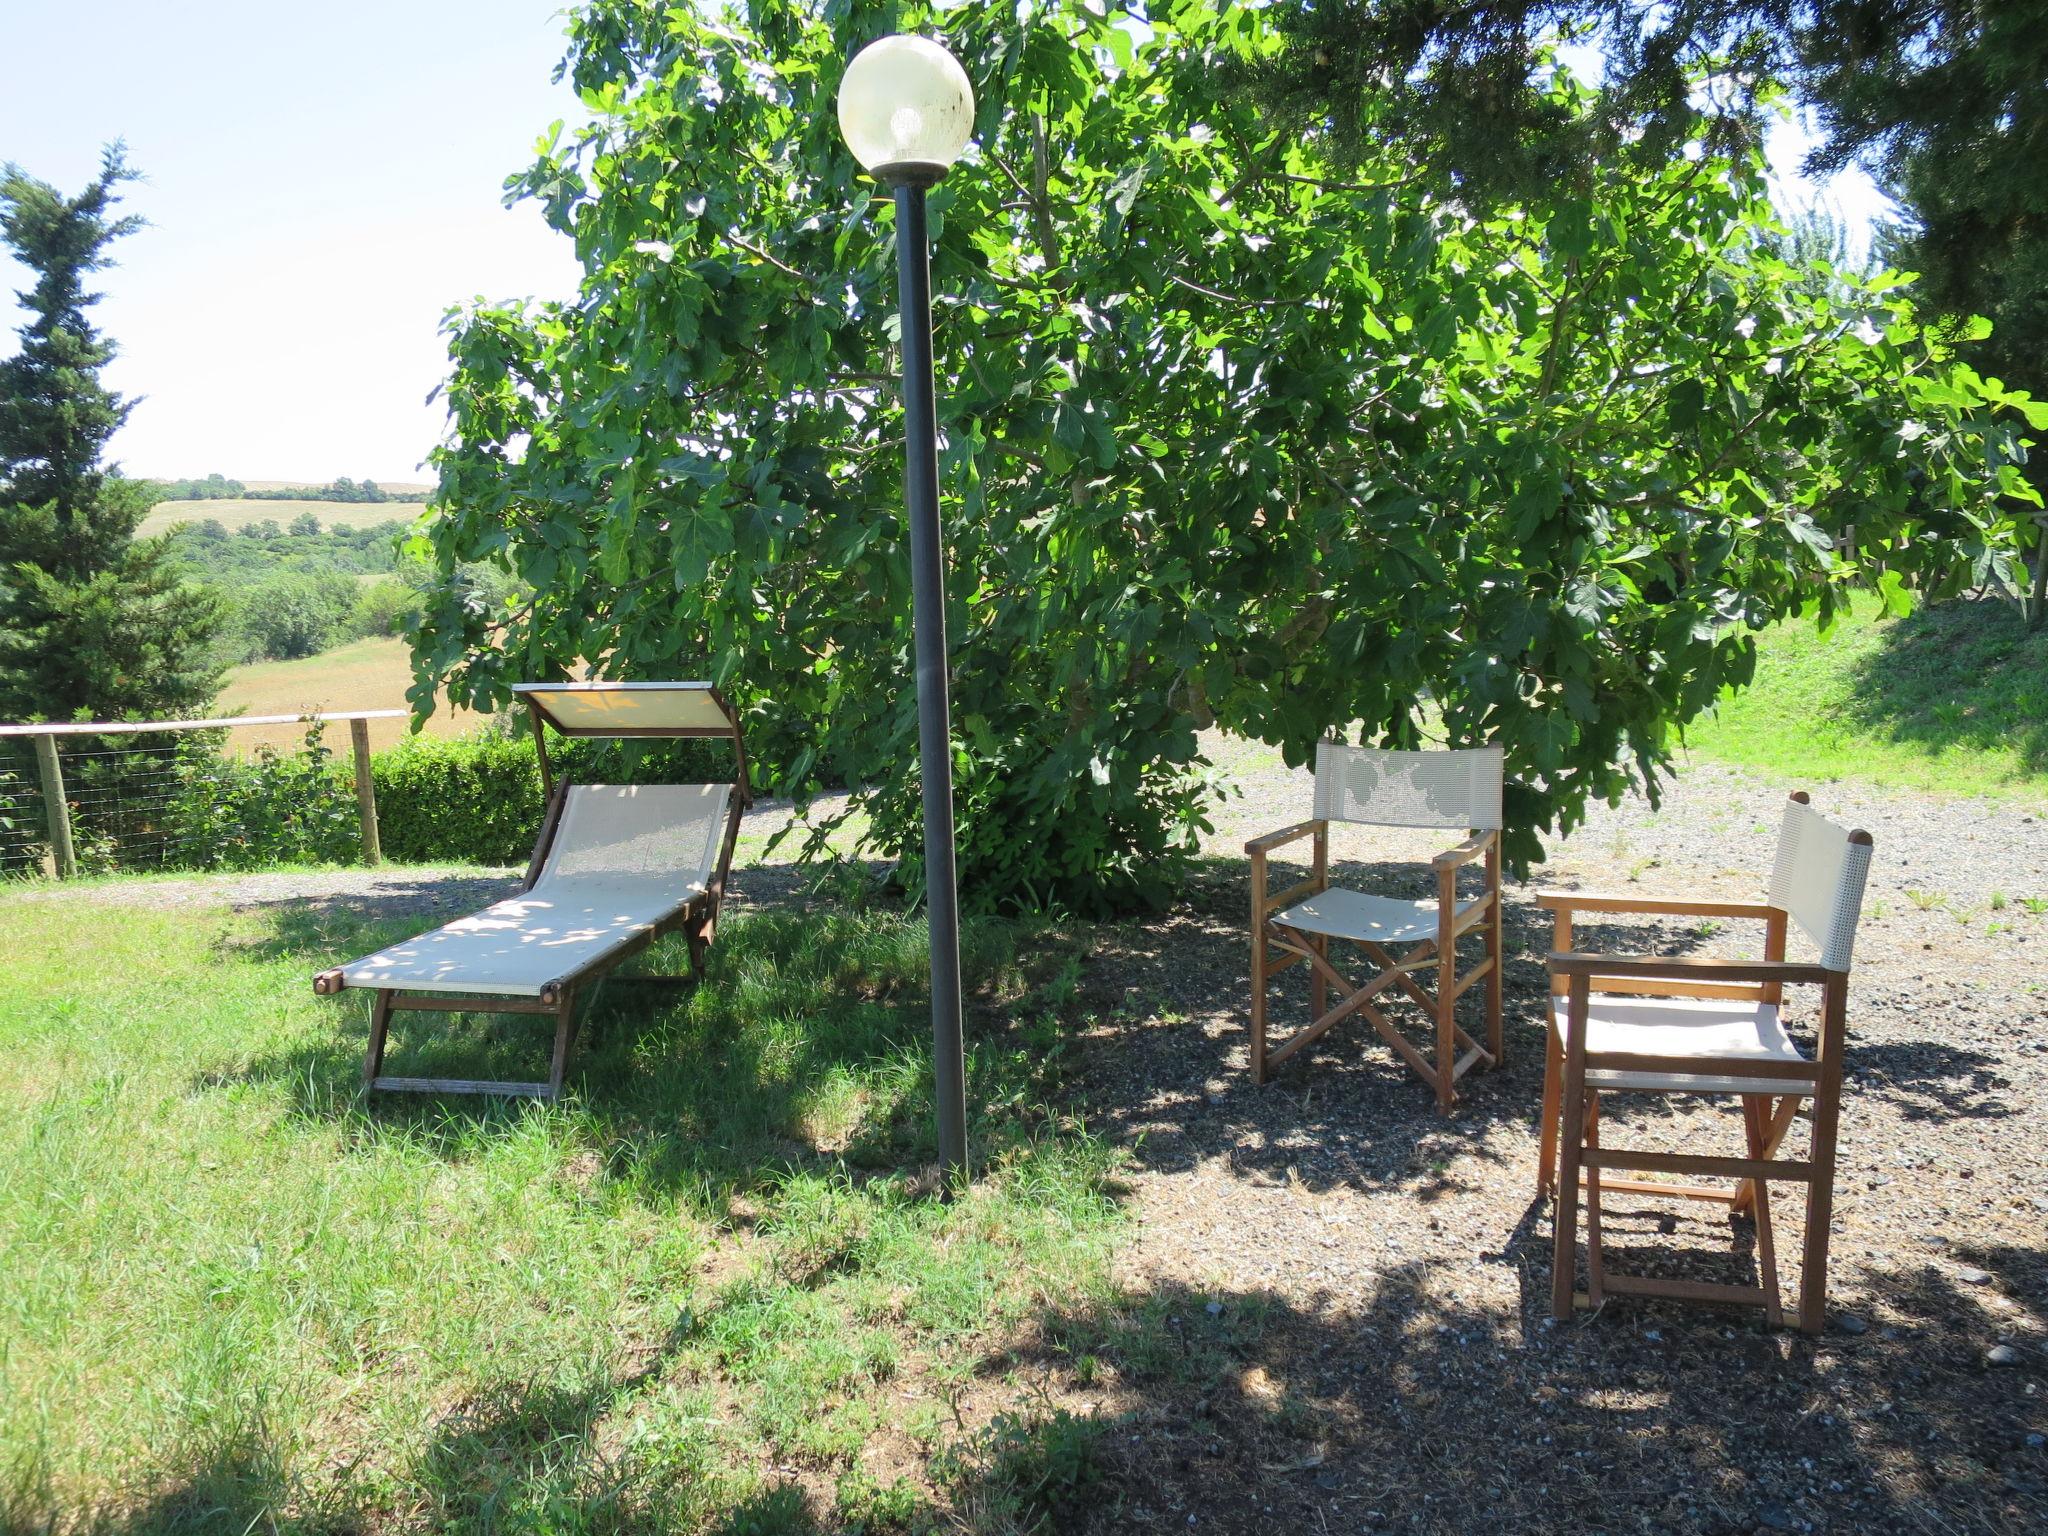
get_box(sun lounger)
[314,682,749,1099]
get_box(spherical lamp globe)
[836,34,975,184]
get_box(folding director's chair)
[1246,742,1506,1111]
[1540,792,1873,1332]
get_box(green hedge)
[375,732,740,865]
[371,734,546,865]
[156,728,744,872]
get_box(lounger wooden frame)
[313,684,750,1100]
[1247,814,1505,1113]
[1537,793,1871,1333]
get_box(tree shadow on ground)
[995,1238,2047,1535]
[1083,862,2026,1203]
[1081,862,1749,1197]
[190,864,1079,1209]
[1845,1036,2020,1123]
[1844,596,2048,774]
[49,1418,360,1536]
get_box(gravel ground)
[1065,740,2048,1535]
[19,744,2046,1534]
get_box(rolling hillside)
[216,637,488,752]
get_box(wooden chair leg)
[1435,865,1458,1112]
[1249,918,1269,1084]
[1800,1107,1843,1327]
[1743,1096,1786,1328]
[1538,1022,1563,1198]
[1552,980,1592,1319]
[1733,1094,1800,1215]
[1583,1092,1606,1306]
[363,990,394,1085]
[1484,845,1504,1065]
[1309,933,1328,1022]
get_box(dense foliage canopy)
[1256,2,2048,322]
[420,0,2039,912]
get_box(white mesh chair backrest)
[540,784,731,888]
[1312,742,1504,830]
[1767,799,1873,972]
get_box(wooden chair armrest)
[1432,829,1497,870]
[1245,819,1325,857]
[1546,952,1833,985]
[1534,891,1779,919]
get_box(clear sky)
[0,0,585,486]
[2,5,1890,488]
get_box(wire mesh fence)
[0,742,47,875]
[0,712,403,880]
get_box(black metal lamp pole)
[884,168,968,1182]
[838,33,977,1184]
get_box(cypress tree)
[0,146,224,721]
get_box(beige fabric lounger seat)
[314,681,750,1100]
[340,784,730,998]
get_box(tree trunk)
[2031,518,2048,630]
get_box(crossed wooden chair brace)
[1538,793,1873,1333]
[1248,743,1505,1111]
[314,681,749,1100]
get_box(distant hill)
[239,478,432,495]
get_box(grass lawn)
[1682,593,2048,802]
[218,638,485,752]
[0,885,1126,1533]
[138,499,423,539]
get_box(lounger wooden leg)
[1538,1022,1563,1198]
[545,992,577,1100]
[1743,1096,1786,1328]
[363,989,394,1086]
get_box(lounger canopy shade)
[514,681,739,738]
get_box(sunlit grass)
[1682,593,2048,803]
[0,883,1121,1532]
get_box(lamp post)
[837,35,975,1182]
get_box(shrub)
[163,726,360,870]
[352,576,421,638]
[232,572,358,662]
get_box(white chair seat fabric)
[1273,886,1482,946]
[340,784,730,996]
[1549,994,1809,1095]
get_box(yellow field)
[215,637,492,753]
[140,498,426,538]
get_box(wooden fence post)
[33,735,76,880]
[349,718,381,866]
